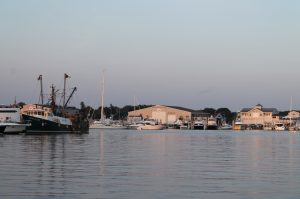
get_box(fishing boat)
[21,74,89,134]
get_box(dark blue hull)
[22,114,77,134]
[0,126,6,133]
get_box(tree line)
[79,102,237,123]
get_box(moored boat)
[137,120,164,130]
[206,116,218,130]
[89,120,127,129]
[0,124,6,133]
[193,121,205,130]
[219,124,232,130]
[274,123,285,131]
[233,120,246,130]
[21,74,89,134]
[0,105,28,134]
[21,104,83,133]
[127,122,144,130]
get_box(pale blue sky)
[1,0,299,111]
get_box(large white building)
[128,105,211,125]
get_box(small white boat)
[179,124,189,130]
[233,120,246,130]
[206,116,218,130]
[137,120,164,130]
[274,123,285,131]
[219,124,232,130]
[89,120,127,129]
[0,106,28,134]
[0,122,28,134]
[127,122,144,130]
[193,121,204,130]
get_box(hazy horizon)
[1,0,299,111]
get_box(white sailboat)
[288,96,297,131]
[89,70,126,129]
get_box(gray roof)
[166,106,195,112]
[241,108,278,113]
[192,111,211,117]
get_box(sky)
[0,0,300,111]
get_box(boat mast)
[100,70,105,122]
[63,73,70,110]
[290,96,293,126]
[134,95,136,114]
[38,75,43,105]
[50,84,56,112]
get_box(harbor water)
[0,130,300,199]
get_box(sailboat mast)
[134,95,136,114]
[38,75,43,105]
[290,96,293,126]
[100,70,105,122]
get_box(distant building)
[240,104,280,126]
[128,105,207,124]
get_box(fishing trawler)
[21,74,89,134]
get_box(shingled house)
[240,104,280,126]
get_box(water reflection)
[0,131,300,199]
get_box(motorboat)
[206,116,218,130]
[137,120,164,130]
[0,105,28,134]
[89,120,127,129]
[193,121,204,130]
[233,120,246,130]
[179,124,189,130]
[127,122,144,130]
[219,124,232,130]
[274,123,285,131]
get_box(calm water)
[0,130,300,199]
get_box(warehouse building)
[127,105,210,125]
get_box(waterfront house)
[240,104,280,126]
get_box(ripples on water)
[0,130,300,199]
